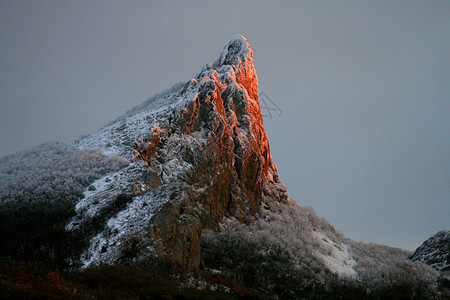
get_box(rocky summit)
[68,35,288,270]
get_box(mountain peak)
[207,35,259,105]
[70,36,287,269]
[214,34,253,68]
[191,34,259,102]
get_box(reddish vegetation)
[1,261,74,298]
[132,123,163,166]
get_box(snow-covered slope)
[75,84,190,159]
[410,230,450,272]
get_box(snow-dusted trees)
[201,202,358,298]
[351,242,439,298]
[0,142,127,205]
[201,201,439,299]
[0,141,128,267]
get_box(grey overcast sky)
[0,1,448,250]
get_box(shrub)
[132,123,163,166]
[0,259,81,299]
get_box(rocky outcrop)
[146,35,288,269]
[410,230,450,272]
[68,35,287,270]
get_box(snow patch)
[313,232,358,279]
[66,160,152,231]
[78,182,186,268]
[75,89,197,159]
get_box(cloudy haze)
[0,1,448,250]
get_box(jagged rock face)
[69,35,287,270]
[410,230,450,272]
